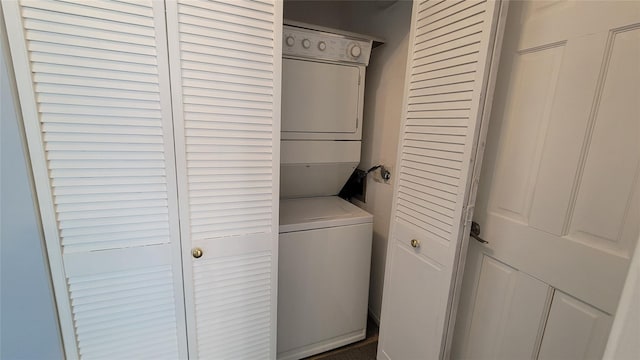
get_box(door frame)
[441,1,510,358]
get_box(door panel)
[2,1,188,358]
[454,1,640,359]
[378,242,444,360]
[282,58,361,135]
[456,253,550,360]
[488,45,564,222]
[568,27,640,251]
[378,1,506,358]
[166,0,282,358]
[525,34,609,236]
[538,292,613,360]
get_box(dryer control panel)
[283,25,373,65]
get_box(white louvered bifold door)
[166,0,282,358]
[2,1,188,359]
[377,1,506,359]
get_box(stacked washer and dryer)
[277,22,380,360]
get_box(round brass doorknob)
[192,248,203,258]
[410,239,420,248]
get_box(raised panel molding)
[489,45,563,222]
[538,291,613,360]
[567,26,640,255]
[525,33,609,236]
[457,255,551,360]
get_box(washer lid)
[279,196,372,233]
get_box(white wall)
[1,12,64,359]
[283,0,411,321]
[603,234,640,360]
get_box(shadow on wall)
[283,0,407,35]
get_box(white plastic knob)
[285,36,295,47]
[350,45,362,58]
[302,39,311,49]
[318,41,326,51]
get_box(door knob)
[410,239,421,248]
[192,248,203,258]
[470,221,489,244]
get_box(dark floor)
[305,317,379,360]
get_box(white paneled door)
[377,1,507,359]
[167,0,282,358]
[3,0,282,359]
[453,1,640,359]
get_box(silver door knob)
[410,239,420,248]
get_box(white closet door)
[166,0,282,358]
[2,1,187,359]
[377,1,505,359]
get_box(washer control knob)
[349,44,362,58]
[285,36,295,47]
[318,41,326,51]
[302,38,311,49]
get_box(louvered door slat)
[379,1,505,359]
[2,1,188,358]
[167,0,281,358]
[22,18,156,46]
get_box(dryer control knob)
[285,36,295,47]
[302,38,311,49]
[349,44,362,58]
[318,41,326,51]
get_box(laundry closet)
[276,19,378,359]
[280,1,504,359]
[5,0,637,359]
[2,0,503,358]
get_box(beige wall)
[603,234,640,360]
[284,0,411,322]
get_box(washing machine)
[277,197,373,359]
[277,21,381,360]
